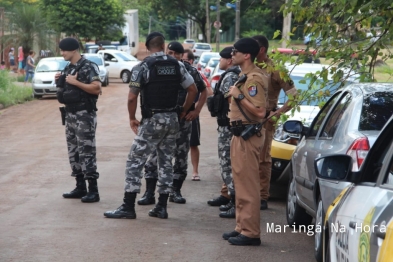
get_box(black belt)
[65,102,90,113]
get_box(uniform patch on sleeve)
[248,84,258,97]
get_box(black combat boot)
[219,195,235,218]
[169,179,186,204]
[62,176,87,198]
[148,194,168,219]
[104,192,137,219]
[137,178,157,205]
[219,198,234,211]
[228,234,261,246]
[81,179,100,203]
[207,195,230,206]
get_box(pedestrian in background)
[24,50,36,85]
[18,46,25,76]
[55,37,102,203]
[252,35,297,210]
[9,47,15,72]
[222,38,268,246]
[104,33,197,220]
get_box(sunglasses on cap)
[231,48,239,55]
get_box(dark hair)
[183,49,194,61]
[148,36,165,50]
[29,50,35,55]
[252,35,269,53]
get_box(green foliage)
[242,30,265,38]
[0,71,33,107]
[40,0,125,40]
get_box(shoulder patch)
[248,84,258,97]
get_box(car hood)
[34,72,57,82]
[98,65,107,74]
[285,105,320,125]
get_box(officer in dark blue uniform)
[55,37,102,203]
[104,32,197,219]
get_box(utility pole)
[206,0,211,43]
[235,0,240,41]
[0,7,4,63]
[216,0,220,52]
[148,16,152,34]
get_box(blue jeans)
[25,71,34,82]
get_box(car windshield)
[83,56,103,65]
[359,92,393,131]
[201,54,219,63]
[195,44,211,50]
[278,75,344,106]
[115,52,138,62]
[208,59,219,68]
[36,60,69,72]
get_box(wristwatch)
[237,94,245,100]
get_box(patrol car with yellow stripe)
[314,114,393,262]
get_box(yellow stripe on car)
[377,217,393,262]
[325,186,351,223]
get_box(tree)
[40,0,125,41]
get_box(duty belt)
[65,102,90,113]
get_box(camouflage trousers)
[125,113,179,194]
[144,118,192,181]
[218,126,235,195]
[65,110,99,179]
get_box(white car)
[183,39,195,45]
[32,57,69,99]
[97,50,140,83]
[82,53,109,86]
[203,57,220,78]
[191,43,212,58]
[86,45,117,53]
[196,52,219,72]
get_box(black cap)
[234,38,260,58]
[167,41,184,54]
[145,32,165,47]
[59,38,79,51]
[219,46,233,59]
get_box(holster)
[230,120,243,136]
[59,106,66,125]
[217,116,230,127]
[141,106,153,118]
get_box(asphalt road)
[0,79,315,262]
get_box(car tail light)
[204,68,211,77]
[210,75,221,89]
[197,63,202,71]
[193,49,196,53]
[346,137,370,171]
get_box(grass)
[0,70,33,108]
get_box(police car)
[314,114,393,262]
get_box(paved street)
[0,79,314,262]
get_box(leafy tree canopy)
[40,0,125,41]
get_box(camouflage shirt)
[218,66,240,94]
[64,56,101,84]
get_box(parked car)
[183,39,195,45]
[196,52,219,72]
[97,50,139,83]
[86,45,117,53]
[283,83,393,261]
[82,53,109,86]
[191,43,212,58]
[314,113,393,262]
[208,63,225,90]
[203,57,220,78]
[32,57,69,99]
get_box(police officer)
[138,42,206,206]
[206,46,241,219]
[222,38,268,246]
[252,35,297,210]
[55,37,102,203]
[104,33,197,219]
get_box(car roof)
[38,57,64,61]
[194,43,211,46]
[342,83,393,95]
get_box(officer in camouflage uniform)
[55,37,102,203]
[252,35,297,210]
[206,46,240,219]
[138,42,206,205]
[104,32,197,219]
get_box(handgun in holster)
[230,120,243,136]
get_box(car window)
[115,52,138,61]
[359,92,393,131]
[36,60,69,72]
[201,54,219,63]
[309,92,342,137]
[84,56,103,66]
[195,44,211,49]
[208,59,219,67]
[104,53,115,61]
[319,93,352,139]
[383,156,393,186]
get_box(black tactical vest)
[141,56,182,110]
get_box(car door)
[102,52,118,78]
[292,91,343,208]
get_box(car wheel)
[106,76,109,86]
[102,76,108,87]
[314,58,321,64]
[121,70,130,83]
[286,172,313,226]
[314,196,324,262]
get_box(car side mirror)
[131,42,135,47]
[283,120,304,134]
[105,62,110,67]
[110,58,118,62]
[314,155,353,181]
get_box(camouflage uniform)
[217,67,239,196]
[144,60,206,182]
[63,58,101,180]
[257,58,296,201]
[125,51,194,194]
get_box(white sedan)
[97,50,140,83]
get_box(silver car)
[32,57,69,99]
[314,114,393,262]
[283,83,393,261]
[202,57,220,78]
[82,53,109,86]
